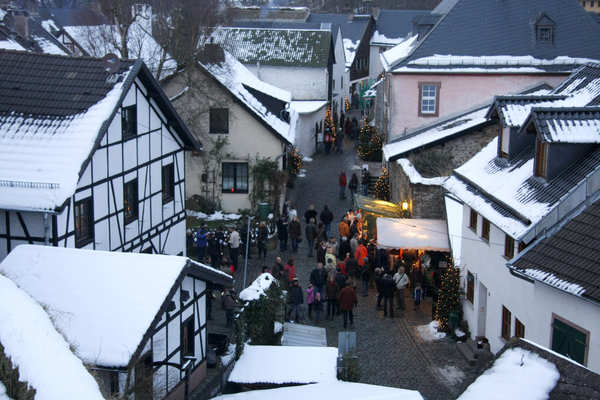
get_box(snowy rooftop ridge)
[381,35,418,72]
[228,345,338,384]
[521,269,586,296]
[0,245,231,368]
[0,274,105,400]
[343,37,359,68]
[200,52,293,144]
[397,159,447,186]
[407,55,600,67]
[457,348,559,400]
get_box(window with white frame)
[419,82,440,116]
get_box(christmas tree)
[358,121,383,161]
[287,147,303,177]
[374,167,390,200]
[324,107,336,137]
[345,96,350,112]
[435,262,461,332]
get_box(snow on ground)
[0,245,188,367]
[455,328,466,337]
[221,343,236,367]
[187,210,242,221]
[417,320,447,341]
[228,345,338,384]
[457,348,559,400]
[381,35,418,71]
[213,381,423,400]
[0,274,104,400]
[302,156,313,162]
[437,365,466,386]
[239,273,277,302]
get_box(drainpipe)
[43,212,50,245]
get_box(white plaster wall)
[460,204,600,373]
[293,106,327,157]
[332,31,347,115]
[245,64,328,101]
[369,44,387,81]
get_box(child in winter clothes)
[306,284,315,319]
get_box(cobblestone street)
[234,135,482,400]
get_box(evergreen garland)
[374,167,390,200]
[435,261,462,332]
[287,147,303,178]
[324,107,336,136]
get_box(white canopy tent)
[376,217,450,251]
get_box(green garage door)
[552,318,587,365]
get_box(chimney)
[199,43,225,64]
[13,11,29,40]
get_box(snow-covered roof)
[445,195,463,266]
[380,35,417,72]
[0,50,198,212]
[213,381,423,400]
[199,51,293,145]
[228,345,338,384]
[383,104,489,160]
[0,38,25,51]
[63,21,177,80]
[0,61,132,212]
[211,27,332,68]
[239,272,277,302]
[396,159,446,186]
[458,348,559,400]
[0,274,105,400]
[343,37,359,68]
[0,244,231,368]
[290,100,328,114]
[526,107,600,144]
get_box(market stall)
[352,195,404,239]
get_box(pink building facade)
[387,72,568,141]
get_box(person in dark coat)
[305,218,317,257]
[348,173,358,198]
[316,240,327,264]
[326,278,339,320]
[319,205,334,239]
[257,221,269,259]
[338,282,358,329]
[361,264,370,297]
[223,289,238,327]
[272,256,284,282]
[287,278,304,322]
[310,262,328,299]
[345,255,359,287]
[207,233,220,269]
[304,204,317,224]
[382,273,396,318]
[375,268,384,309]
[288,216,302,253]
[338,236,351,260]
[361,168,370,196]
[277,215,288,252]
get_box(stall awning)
[376,217,450,251]
[353,195,404,218]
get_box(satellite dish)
[102,53,120,74]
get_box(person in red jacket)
[339,171,347,200]
[284,257,296,281]
[338,282,358,329]
[355,241,368,267]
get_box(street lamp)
[401,201,410,218]
[243,215,255,288]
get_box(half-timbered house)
[0,244,233,399]
[0,50,201,261]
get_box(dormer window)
[536,26,553,42]
[535,13,555,44]
[499,125,510,158]
[535,139,548,178]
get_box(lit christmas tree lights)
[435,260,461,333]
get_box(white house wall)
[0,79,188,261]
[245,64,328,101]
[459,204,600,373]
[332,31,348,115]
[293,106,327,157]
[149,275,208,399]
[369,44,386,81]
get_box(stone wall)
[389,123,499,218]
